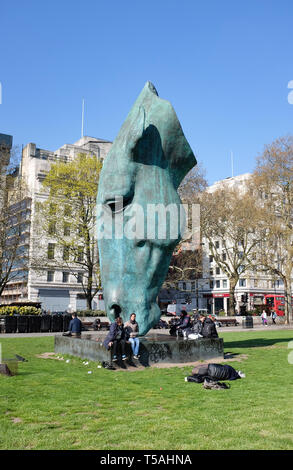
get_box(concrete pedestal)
[55,333,224,366]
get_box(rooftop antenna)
[231,150,234,178]
[81,98,85,138]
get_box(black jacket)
[188,363,241,383]
[103,322,129,349]
[207,363,241,381]
[177,314,192,330]
[201,318,218,338]
[191,320,203,335]
[68,317,82,334]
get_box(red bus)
[264,294,285,316]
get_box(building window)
[47,271,54,282]
[64,205,71,217]
[77,272,83,283]
[182,282,186,291]
[64,223,70,236]
[223,279,227,288]
[63,245,70,261]
[62,272,69,283]
[216,280,220,288]
[47,243,55,259]
[77,246,84,263]
[210,280,214,289]
[239,279,246,287]
[238,265,245,274]
[216,267,220,275]
[222,252,226,261]
[49,203,57,215]
[48,221,56,235]
[215,241,220,249]
[209,255,213,263]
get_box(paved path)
[1,323,292,339]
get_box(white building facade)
[0,136,112,312]
[197,174,290,315]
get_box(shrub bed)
[0,306,41,316]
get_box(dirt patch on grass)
[11,417,22,424]
[36,352,65,360]
[36,351,248,371]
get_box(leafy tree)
[34,153,103,310]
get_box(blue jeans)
[129,337,140,356]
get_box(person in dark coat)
[185,363,245,383]
[68,313,82,337]
[200,314,218,338]
[176,310,192,337]
[103,316,129,361]
[93,318,101,331]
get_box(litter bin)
[4,316,17,333]
[28,315,41,333]
[40,314,51,332]
[17,315,29,333]
[242,316,253,329]
[63,314,72,332]
[51,314,63,332]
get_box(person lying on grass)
[185,363,245,383]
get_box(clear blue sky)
[1,0,293,184]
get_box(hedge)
[0,306,41,316]
[76,309,106,317]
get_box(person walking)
[271,310,277,325]
[261,309,268,326]
[125,313,140,359]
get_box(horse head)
[97,82,196,335]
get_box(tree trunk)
[86,294,92,311]
[85,261,94,311]
[228,279,237,316]
[284,277,292,325]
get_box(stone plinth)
[54,334,224,366]
[55,334,111,363]
[139,334,224,364]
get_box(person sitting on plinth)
[68,313,82,338]
[124,313,140,359]
[103,316,129,362]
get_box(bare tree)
[0,145,28,298]
[200,186,264,315]
[162,163,207,303]
[252,135,293,323]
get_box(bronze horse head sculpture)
[97,82,196,335]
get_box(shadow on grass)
[223,336,293,349]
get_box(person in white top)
[261,310,268,326]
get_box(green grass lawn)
[0,329,293,450]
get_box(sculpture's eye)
[105,195,133,215]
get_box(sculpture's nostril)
[110,304,122,318]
